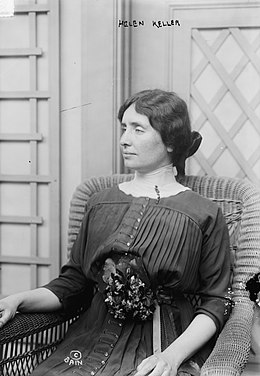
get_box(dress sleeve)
[43,208,95,314]
[195,206,232,333]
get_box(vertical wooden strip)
[168,6,192,104]
[0,187,2,295]
[29,9,38,289]
[48,0,60,279]
[112,0,131,174]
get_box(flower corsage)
[245,272,260,306]
[98,254,155,321]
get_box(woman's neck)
[119,163,189,199]
[134,164,176,187]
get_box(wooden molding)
[112,0,131,174]
[0,133,43,141]
[0,215,43,225]
[14,4,50,13]
[0,91,50,99]
[168,0,260,10]
[81,0,132,178]
[0,48,42,57]
[0,174,51,183]
[0,255,51,266]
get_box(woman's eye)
[121,124,127,133]
[135,127,144,133]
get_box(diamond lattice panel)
[190,27,260,185]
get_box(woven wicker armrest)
[0,311,76,345]
[0,311,80,375]
[201,301,254,376]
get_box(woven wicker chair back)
[68,174,260,305]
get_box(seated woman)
[0,89,231,376]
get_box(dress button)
[91,371,95,376]
[130,235,134,239]
[140,211,143,215]
[134,226,138,230]
[127,242,130,247]
[137,218,141,222]
[104,352,109,357]
[101,360,106,365]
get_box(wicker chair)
[0,174,260,376]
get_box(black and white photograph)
[0,1,260,375]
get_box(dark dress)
[31,186,231,376]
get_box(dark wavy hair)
[118,89,192,168]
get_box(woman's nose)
[120,129,131,146]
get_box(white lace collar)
[119,164,190,199]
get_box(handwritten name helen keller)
[118,20,181,28]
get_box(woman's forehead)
[122,104,151,126]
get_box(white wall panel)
[0,0,60,296]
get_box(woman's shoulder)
[182,189,219,209]
[162,189,222,224]
[164,189,217,208]
[87,185,130,207]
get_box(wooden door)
[169,1,260,186]
[0,0,60,297]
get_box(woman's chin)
[123,161,136,170]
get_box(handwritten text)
[118,20,181,28]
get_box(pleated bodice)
[32,186,231,376]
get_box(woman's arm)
[0,287,62,328]
[163,313,216,368]
[135,313,216,376]
[0,206,96,329]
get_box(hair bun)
[187,131,202,158]
[176,131,202,177]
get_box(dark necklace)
[154,185,160,204]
